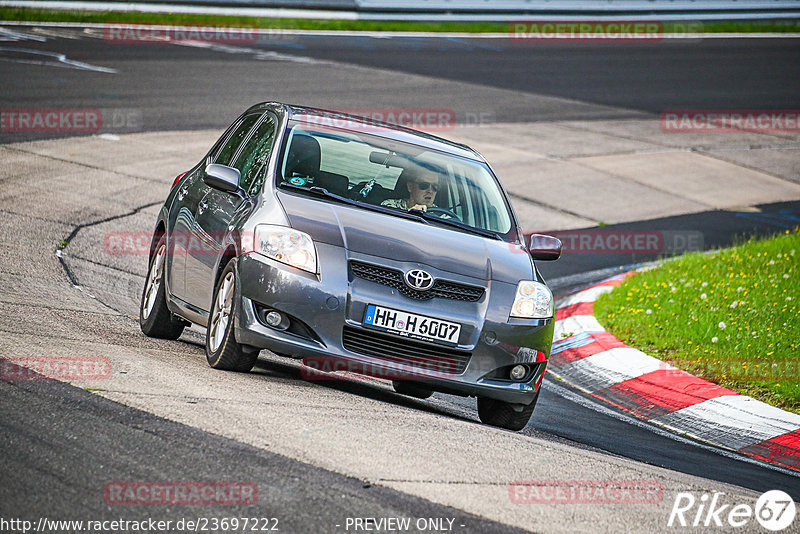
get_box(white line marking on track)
[557,284,615,308]
[553,315,604,338]
[653,395,800,450]
[545,379,800,479]
[0,26,47,41]
[0,46,117,72]
[557,347,672,392]
[30,27,85,40]
[172,40,326,64]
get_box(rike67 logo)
[668,490,795,531]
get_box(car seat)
[284,134,349,196]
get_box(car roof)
[262,103,486,163]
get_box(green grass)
[0,8,799,34]
[594,229,800,414]
[0,8,509,32]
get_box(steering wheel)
[425,207,461,221]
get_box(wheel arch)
[150,220,167,256]
[214,244,239,290]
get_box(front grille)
[342,326,471,375]
[350,261,484,302]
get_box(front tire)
[477,390,540,431]
[205,259,258,372]
[140,234,185,340]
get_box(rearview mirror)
[528,234,562,261]
[204,164,240,193]
[369,151,406,168]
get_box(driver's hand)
[408,204,427,212]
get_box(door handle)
[198,199,208,214]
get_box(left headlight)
[254,225,317,274]
[510,281,553,319]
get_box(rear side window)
[214,113,261,166]
[233,115,277,194]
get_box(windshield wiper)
[279,183,430,224]
[408,209,503,240]
[280,182,353,204]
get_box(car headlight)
[510,281,553,319]
[254,225,317,273]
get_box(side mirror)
[528,234,562,261]
[204,164,240,193]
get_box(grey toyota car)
[140,102,561,430]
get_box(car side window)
[232,115,276,195]
[214,113,261,167]
[206,119,242,163]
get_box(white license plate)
[363,304,461,345]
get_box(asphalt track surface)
[1,371,527,533]
[2,26,800,531]
[1,29,799,139]
[248,35,800,114]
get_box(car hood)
[277,191,533,283]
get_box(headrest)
[286,134,321,177]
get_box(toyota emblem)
[404,269,434,291]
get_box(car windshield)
[276,119,515,238]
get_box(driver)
[381,168,448,214]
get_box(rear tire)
[477,390,540,431]
[140,234,185,340]
[205,258,258,372]
[392,380,434,399]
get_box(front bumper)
[233,247,553,405]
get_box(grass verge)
[594,228,800,414]
[0,8,509,31]
[0,8,799,33]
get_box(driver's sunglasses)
[415,181,439,192]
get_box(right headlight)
[253,225,317,274]
[510,281,553,319]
